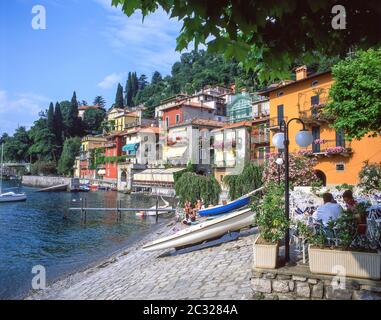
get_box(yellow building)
[261,66,381,185]
[107,108,140,132]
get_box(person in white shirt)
[313,193,343,226]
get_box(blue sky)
[0,0,183,134]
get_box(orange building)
[261,66,381,185]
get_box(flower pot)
[308,246,381,280]
[253,238,279,269]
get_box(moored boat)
[198,187,263,216]
[0,191,27,203]
[142,208,254,251]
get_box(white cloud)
[94,1,183,76]
[0,90,50,134]
[97,72,127,89]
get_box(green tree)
[65,91,80,137]
[93,95,106,108]
[138,74,148,90]
[83,108,106,134]
[326,47,381,139]
[151,71,162,85]
[114,83,124,109]
[54,102,64,148]
[47,102,55,134]
[58,137,81,176]
[113,0,381,82]
[28,118,56,162]
[3,127,31,162]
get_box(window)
[336,163,345,171]
[175,114,180,124]
[312,80,319,87]
[336,130,345,147]
[277,91,284,97]
[165,117,169,127]
[312,127,320,153]
[277,105,284,125]
[311,95,319,106]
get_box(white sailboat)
[142,208,254,251]
[0,143,27,203]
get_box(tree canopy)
[326,47,381,139]
[112,0,381,81]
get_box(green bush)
[30,160,57,176]
[253,182,289,243]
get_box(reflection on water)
[0,180,173,299]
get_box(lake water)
[0,180,172,299]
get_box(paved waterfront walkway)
[28,223,256,300]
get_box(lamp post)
[272,118,313,263]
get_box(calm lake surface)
[0,180,173,299]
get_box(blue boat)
[198,187,263,217]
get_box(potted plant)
[253,183,289,269]
[307,208,381,280]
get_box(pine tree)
[54,102,63,148]
[138,74,148,90]
[47,102,55,134]
[93,96,106,108]
[151,71,162,85]
[115,83,124,109]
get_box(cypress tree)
[115,83,124,109]
[67,91,79,137]
[47,102,55,134]
[125,72,132,108]
[54,102,63,148]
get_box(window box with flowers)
[324,146,352,156]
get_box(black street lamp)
[272,118,313,263]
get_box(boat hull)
[0,193,27,203]
[142,208,254,252]
[198,196,250,216]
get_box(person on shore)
[313,193,343,226]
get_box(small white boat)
[136,196,172,217]
[0,144,27,203]
[142,208,254,252]
[0,191,27,203]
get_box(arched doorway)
[121,171,127,182]
[315,170,326,186]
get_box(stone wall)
[22,175,72,188]
[251,265,381,300]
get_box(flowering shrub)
[313,139,327,144]
[359,161,381,192]
[325,146,349,154]
[297,149,313,156]
[263,153,319,186]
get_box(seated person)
[313,193,343,226]
[343,190,357,209]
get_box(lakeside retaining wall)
[22,176,72,188]
[251,265,381,300]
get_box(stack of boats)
[142,187,263,252]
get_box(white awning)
[166,146,187,159]
[133,167,185,183]
[97,169,106,175]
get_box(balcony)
[269,117,288,131]
[299,99,335,125]
[299,139,353,158]
[251,131,270,144]
[104,142,116,148]
[124,121,140,129]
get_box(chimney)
[295,65,307,81]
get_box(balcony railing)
[124,121,140,129]
[104,142,116,148]
[298,139,353,157]
[251,131,270,144]
[299,98,335,124]
[269,116,288,131]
